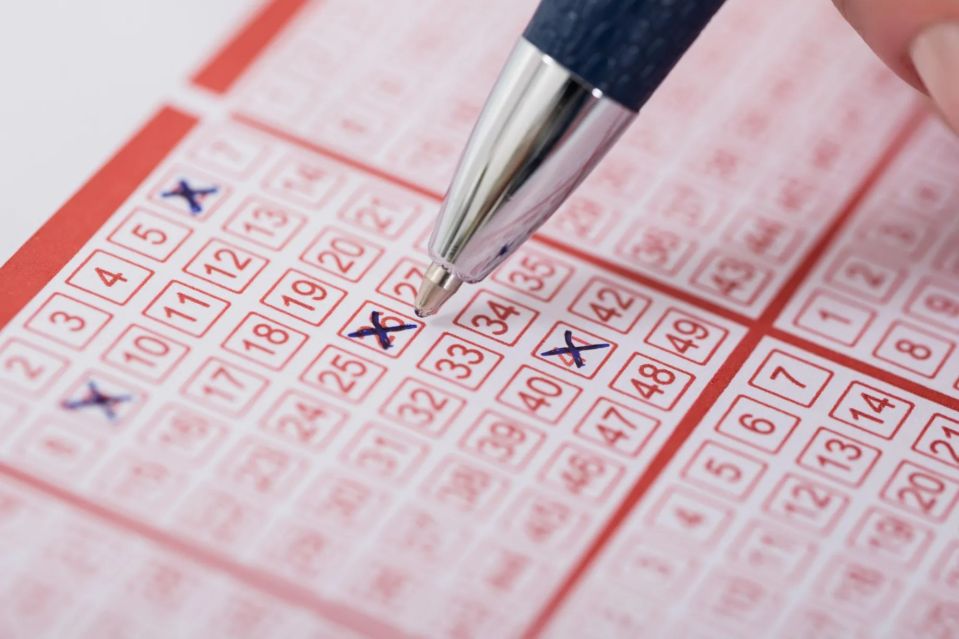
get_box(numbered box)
[94,452,185,515]
[150,167,229,220]
[857,212,931,258]
[568,277,650,334]
[608,536,698,597]
[879,460,959,523]
[222,196,307,251]
[492,247,572,302]
[300,226,384,282]
[548,196,619,243]
[181,357,268,416]
[574,397,659,457]
[376,507,468,567]
[533,322,616,379]
[222,312,308,370]
[421,456,508,515]
[912,413,959,471]
[847,507,932,568]
[218,437,307,500]
[459,411,545,472]
[59,370,143,425]
[173,486,263,547]
[814,558,899,618]
[262,154,343,209]
[188,127,268,179]
[728,520,816,581]
[417,332,502,390]
[539,443,624,503]
[101,324,189,382]
[614,225,696,275]
[338,301,422,358]
[500,490,587,550]
[646,177,725,230]
[793,289,875,346]
[300,345,385,403]
[724,214,802,262]
[454,289,538,346]
[337,182,421,239]
[67,250,153,305]
[496,366,581,424]
[932,541,959,590]
[905,279,959,334]
[748,349,832,407]
[690,250,772,306]
[25,293,112,349]
[763,473,848,534]
[646,486,732,545]
[376,257,428,307]
[0,338,68,394]
[894,591,959,639]
[610,352,694,411]
[138,404,227,465]
[714,394,799,453]
[340,422,429,484]
[645,307,728,364]
[260,268,346,327]
[183,239,268,294]
[14,419,104,478]
[680,440,766,500]
[297,471,389,532]
[379,377,465,438]
[691,570,779,630]
[873,321,955,378]
[829,381,913,440]
[142,281,229,338]
[260,389,346,452]
[825,251,904,303]
[796,427,880,487]
[107,208,192,262]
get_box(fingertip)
[911,22,959,134]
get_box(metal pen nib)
[414,263,463,318]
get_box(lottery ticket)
[0,0,954,637]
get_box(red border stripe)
[192,0,311,94]
[0,106,197,331]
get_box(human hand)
[835,0,959,131]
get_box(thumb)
[835,0,959,131]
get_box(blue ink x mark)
[539,330,609,368]
[61,381,132,420]
[348,311,417,350]
[161,179,219,214]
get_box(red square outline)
[573,396,660,458]
[538,442,625,504]
[689,249,774,308]
[25,293,113,350]
[645,485,733,546]
[100,323,190,383]
[458,410,546,473]
[714,394,800,454]
[0,337,70,395]
[496,365,582,425]
[453,288,540,347]
[106,208,192,263]
[644,306,729,365]
[879,460,959,523]
[748,348,833,408]
[567,276,651,335]
[828,381,914,441]
[532,321,617,380]
[610,351,695,411]
[903,277,959,335]
[762,472,849,535]
[912,412,959,471]
[180,356,269,417]
[222,311,309,370]
[872,320,956,379]
[222,195,307,251]
[377,376,466,439]
[793,288,876,347]
[259,267,347,327]
[149,165,231,221]
[142,280,230,338]
[299,226,384,283]
[182,238,269,294]
[299,344,386,404]
[337,301,423,359]
[680,439,768,501]
[795,426,881,488]
[846,506,933,570]
[417,332,503,391]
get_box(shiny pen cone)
[414,263,463,318]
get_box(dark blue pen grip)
[523,0,727,111]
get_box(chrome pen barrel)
[426,37,635,283]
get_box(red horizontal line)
[0,461,415,639]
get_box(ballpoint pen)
[414,0,727,318]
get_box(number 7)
[771,366,806,388]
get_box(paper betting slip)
[0,0,956,637]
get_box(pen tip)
[414,263,463,318]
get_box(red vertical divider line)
[191,0,311,94]
[0,106,197,331]
[0,461,416,639]
[522,105,929,638]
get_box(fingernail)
[911,22,959,133]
